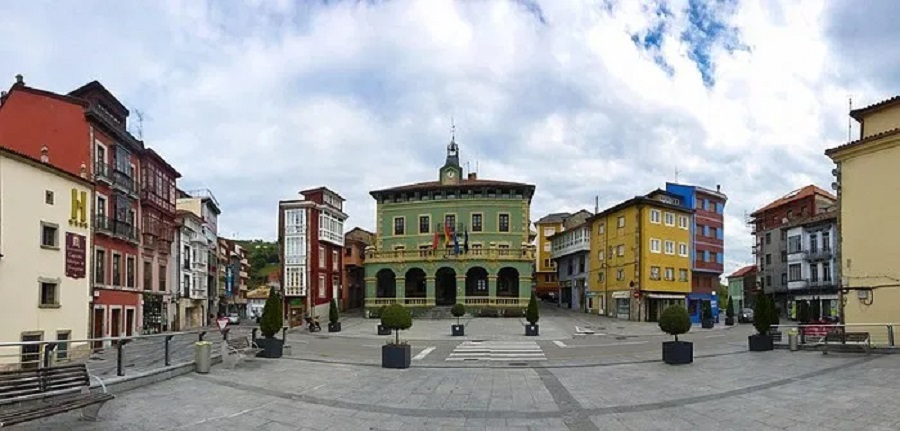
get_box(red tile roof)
[849,95,900,121]
[728,265,757,279]
[750,185,835,217]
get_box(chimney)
[595,196,599,214]
[14,74,23,85]
[467,172,477,180]
[40,145,49,163]
[716,184,721,193]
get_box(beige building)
[0,147,92,369]
[826,95,900,328]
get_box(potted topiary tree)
[724,297,735,326]
[450,303,466,336]
[659,304,692,365]
[328,299,341,333]
[748,294,775,351]
[525,292,539,336]
[701,301,715,329]
[256,288,284,358]
[376,305,392,335]
[380,303,413,369]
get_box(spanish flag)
[443,222,452,246]
[432,231,439,250]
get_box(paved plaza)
[18,349,898,431]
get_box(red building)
[0,75,181,341]
[139,149,180,333]
[278,187,347,326]
[342,227,374,311]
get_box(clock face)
[446,170,456,179]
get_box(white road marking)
[412,346,436,360]
[705,334,725,339]
[446,341,546,362]
[574,326,596,334]
[554,341,649,348]
[553,340,567,348]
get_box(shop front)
[687,293,720,324]
[141,293,165,334]
[286,297,305,328]
[644,293,686,322]
[612,291,631,319]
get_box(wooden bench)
[0,363,114,427]
[822,332,871,355]
[223,336,262,369]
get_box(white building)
[0,147,93,369]
[783,211,839,320]
[170,209,208,330]
[176,189,221,320]
[549,223,591,312]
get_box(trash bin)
[195,341,212,373]
[788,329,799,352]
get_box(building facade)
[342,227,375,311]
[170,209,207,330]
[726,265,757,312]
[588,190,693,322]
[549,223,591,312]
[139,149,179,334]
[176,189,221,321]
[749,185,836,317]
[363,139,535,315]
[826,95,900,328]
[219,238,250,317]
[533,213,566,300]
[278,187,347,326]
[0,147,93,368]
[783,211,839,320]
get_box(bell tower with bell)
[439,121,463,185]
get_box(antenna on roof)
[674,166,680,182]
[133,109,145,140]
[848,96,852,141]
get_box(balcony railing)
[364,247,535,263]
[94,214,113,235]
[189,289,208,300]
[806,248,833,261]
[112,170,139,196]
[94,161,111,184]
[94,216,138,243]
[363,297,530,308]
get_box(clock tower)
[439,134,463,185]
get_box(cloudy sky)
[0,0,891,274]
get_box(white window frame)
[650,239,661,254]
[664,212,675,226]
[318,274,326,298]
[678,215,689,229]
[617,216,625,228]
[650,210,661,224]
[664,240,675,255]
[678,242,688,257]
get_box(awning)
[611,291,630,299]
[792,294,839,301]
[646,293,686,299]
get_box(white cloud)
[0,0,892,274]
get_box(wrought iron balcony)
[806,248,833,262]
[94,161,111,184]
[364,246,535,263]
[94,215,113,235]
[96,216,139,243]
[112,170,139,196]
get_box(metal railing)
[769,323,897,348]
[365,247,535,262]
[0,326,286,377]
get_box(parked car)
[227,313,241,325]
[739,308,754,323]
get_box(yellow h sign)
[71,189,87,224]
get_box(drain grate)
[508,362,529,367]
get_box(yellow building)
[587,190,692,321]
[826,95,900,327]
[533,210,591,300]
[0,147,93,369]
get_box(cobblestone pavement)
[19,350,899,431]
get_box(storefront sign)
[65,232,87,279]
[69,189,88,228]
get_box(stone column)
[396,277,406,301]
[426,276,436,306]
[364,276,376,305]
[456,275,466,304]
[488,275,498,298]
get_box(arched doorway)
[405,268,426,298]
[435,267,457,306]
[497,267,520,297]
[466,267,488,296]
[376,269,396,298]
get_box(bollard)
[251,328,258,343]
[222,327,230,341]
[116,339,131,377]
[164,335,175,366]
[282,327,288,341]
[888,325,895,347]
[42,343,57,368]
[199,331,206,341]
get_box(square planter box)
[724,317,735,326]
[377,325,392,336]
[748,334,774,351]
[382,344,411,369]
[525,324,539,336]
[701,319,715,329]
[451,324,465,336]
[662,341,693,365]
[328,322,342,333]
[255,338,284,359]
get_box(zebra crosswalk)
[445,340,547,362]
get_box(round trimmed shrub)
[659,305,691,341]
[380,303,413,344]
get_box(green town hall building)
[364,137,536,315]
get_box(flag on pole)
[443,222,451,246]
[453,230,460,255]
[432,231,439,250]
[464,229,469,253]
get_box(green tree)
[726,297,735,318]
[380,304,413,345]
[797,300,810,324]
[659,305,691,341]
[329,299,340,324]
[701,301,713,321]
[260,288,283,338]
[451,303,466,325]
[525,292,539,324]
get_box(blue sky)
[0,0,895,275]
